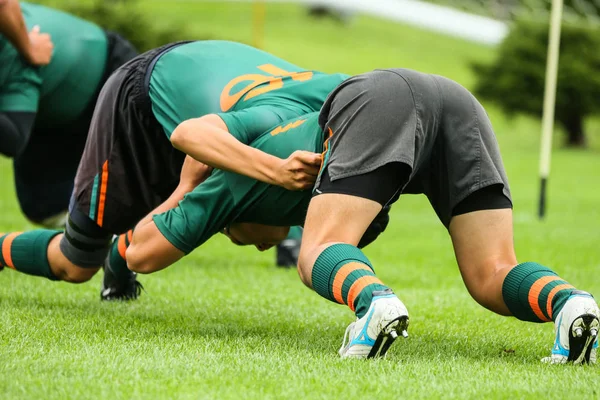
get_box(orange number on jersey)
[270,119,306,136]
[220,64,314,112]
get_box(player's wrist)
[264,155,284,186]
[252,150,280,186]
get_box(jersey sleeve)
[216,105,303,144]
[152,171,238,254]
[0,65,42,113]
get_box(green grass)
[2,2,600,399]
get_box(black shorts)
[13,32,138,223]
[71,42,189,234]
[317,163,511,225]
[315,69,512,228]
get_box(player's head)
[223,222,290,251]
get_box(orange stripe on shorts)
[331,263,372,305]
[97,161,109,227]
[347,276,383,312]
[546,283,575,320]
[2,232,22,269]
[318,128,333,176]
[528,276,561,322]
[117,234,127,259]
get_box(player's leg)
[97,43,186,299]
[433,74,599,364]
[298,70,439,358]
[298,164,411,359]
[275,204,392,269]
[0,73,123,284]
[0,78,113,283]
[275,226,302,268]
[13,175,70,228]
[12,112,92,228]
[450,198,599,364]
[1,54,176,297]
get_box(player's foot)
[541,291,599,365]
[339,289,409,359]
[276,239,300,268]
[100,261,143,301]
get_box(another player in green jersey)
[126,113,324,273]
[0,41,392,302]
[0,1,137,226]
[0,0,53,66]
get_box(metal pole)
[253,0,266,49]
[538,0,564,219]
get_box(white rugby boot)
[541,291,599,365]
[339,289,409,359]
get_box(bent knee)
[460,261,516,314]
[297,242,335,287]
[55,265,99,283]
[297,246,316,287]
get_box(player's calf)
[302,242,409,358]
[501,262,599,364]
[0,230,62,280]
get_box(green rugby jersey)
[148,40,348,144]
[153,113,323,254]
[0,2,108,123]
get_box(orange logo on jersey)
[271,119,306,136]
[220,64,314,112]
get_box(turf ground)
[1,2,600,399]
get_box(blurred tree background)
[426,0,600,21]
[472,20,600,147]
[432,0,600,147]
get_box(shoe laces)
[134,280,144,297]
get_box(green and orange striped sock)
[311,244,389,318]
[0,230,61,280]
[106,230,133,280]
[502,262,576,323]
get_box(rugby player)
[0,0,53,66]
[128,69,599,364]
[1,41,393,301]
[0,1,137,227]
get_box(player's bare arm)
[0,0,53,65]
[127,156,212,273]
[170,114,322,191]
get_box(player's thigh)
[299,163,411,283]
[299,193,382,282]
[12,128,85,224]
[13,173,72,226]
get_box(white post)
[538,0,564,219]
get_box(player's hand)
[179,155,213,190]
[27,26,53,66]
[275,150,322,191]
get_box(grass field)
[1,2,600,399]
